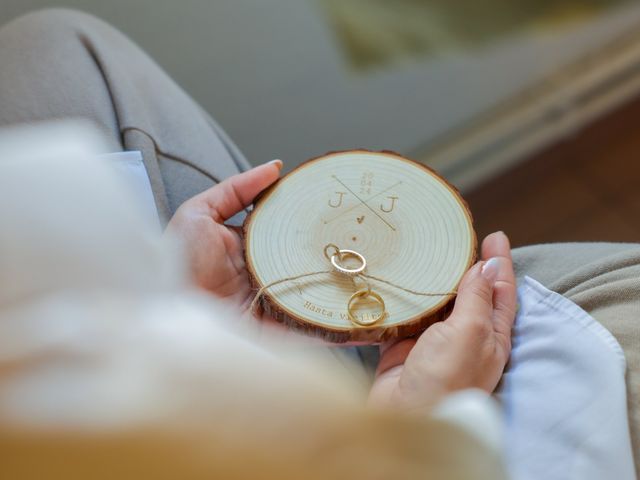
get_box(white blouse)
[497,276,635,480]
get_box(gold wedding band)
[330,249,367,275]
[323,244,386,326]
[347,289,386,326]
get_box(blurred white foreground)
[0,122,504,479]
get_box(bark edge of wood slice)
[243,150,477,344]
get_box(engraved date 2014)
[360,170,374,195]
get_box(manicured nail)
[266,159,283,169]
[481,257,500,285]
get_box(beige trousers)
[1,8,638,471]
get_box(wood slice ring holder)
[243,150,477,344]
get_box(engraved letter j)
[380,196,398,213]
[329,191,346,208]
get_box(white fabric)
[433,389,504,457]
[497,276,635,480]
[100,151,160,230]
[0,128,183,308]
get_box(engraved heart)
[356,215,365,224]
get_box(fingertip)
[200,160,283,222]
[481,231,512,260]
[265,159,283,170]
[247,159,282,190]
[497,231,511,250]
[257,159,283,184]
[483,231,509,247]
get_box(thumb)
[449,259,499,325]
[197,159,283,223]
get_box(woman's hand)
[166,160,282,308]
[369,231,517,411]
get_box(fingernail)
[266,159,283,170]
[481,257,500,285]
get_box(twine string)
[250,270,332,315]
[250,246,457,316]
